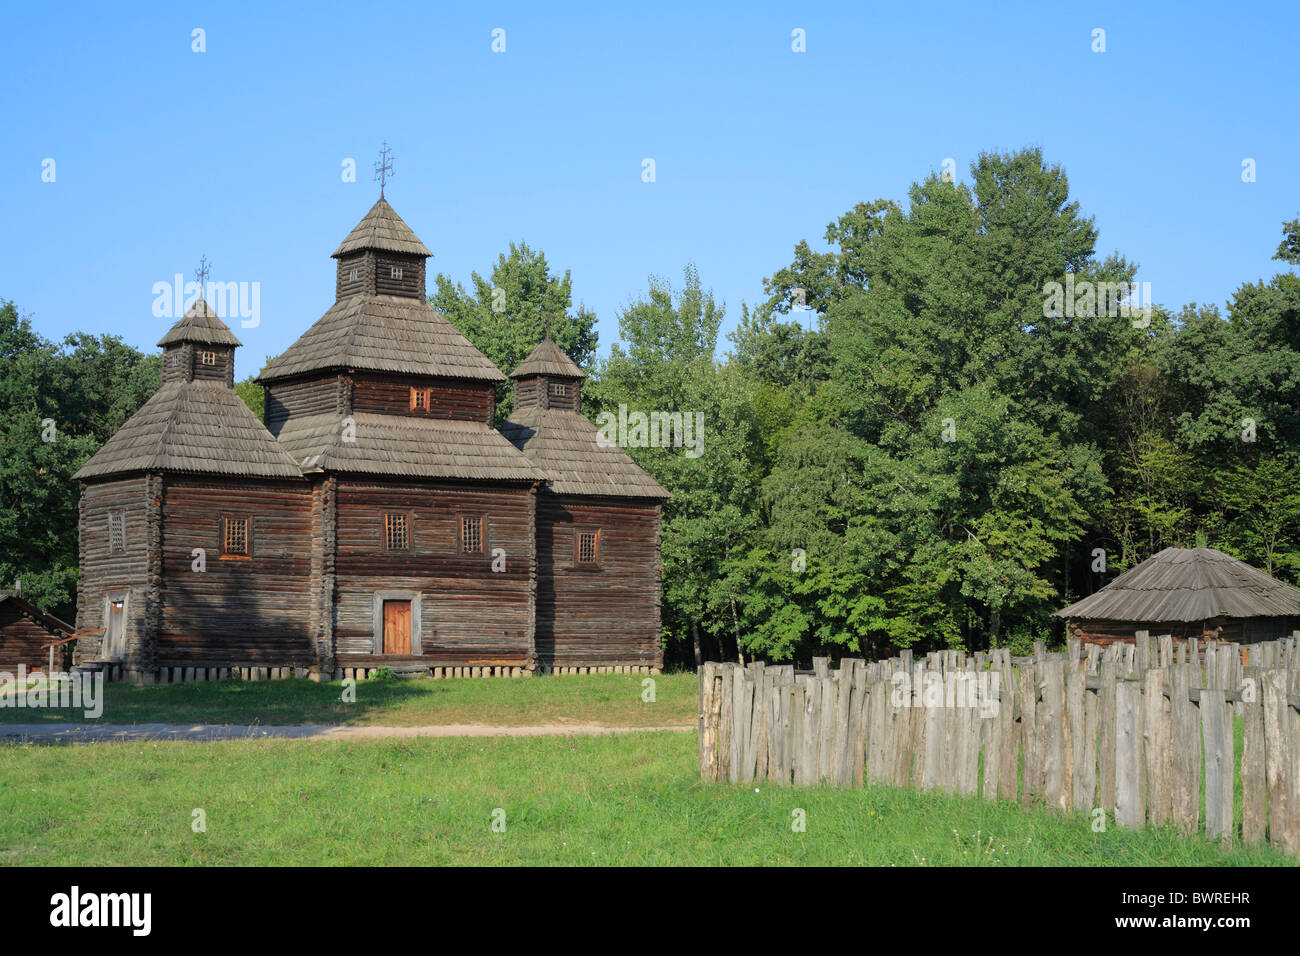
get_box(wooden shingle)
[157,298,243,347]
[276,412,546,482]
[509,338,585,379]
[331,197,432,258]
[257,296,506,383]
[73,381,304,480]
[501,406,669,499]
[1055,547,1300,622]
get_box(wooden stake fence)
[698,635,1300,856]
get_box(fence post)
[1114,678,1145,828]
[699,662,718,782]
[1241,666,1266,847]
[1262,670,1292,853]
[1169,664,1200,836]
[1143,668,1171,826]
[1201,687,1233,845]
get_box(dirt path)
[0,722,694,744]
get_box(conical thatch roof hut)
[1055,547,1300,645]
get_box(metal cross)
[194,255,211,307]
[374,142,394,197]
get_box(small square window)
[348,268,359,281]
[391,266,403,280]
[384,512,410,551]
[577,529,599,565]
[460,515,483,554]
[199,350,217,366]
[108,513,125,553]
[222,516,249,556]
[549,382,568,397]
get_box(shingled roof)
[509,338,586,379]
[276,412,545,482]
[157,298,243,347]
[74,381,303,480]
[1055,547,1300,623]
[501,407,669,499]
[0,591,73,636]
[332,197,432,258]
[257,295,506,383]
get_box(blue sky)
[2,1,1297,380]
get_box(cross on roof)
[374,142,394,197]
[194,255,211,305]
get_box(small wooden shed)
[1055,546,1300,647]
[0,591,74,672]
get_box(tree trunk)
[690,621,702,669]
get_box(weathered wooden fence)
[698,634,1300,855]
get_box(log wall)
[264,375,343,436]
[1068,617,1300,647]
[536,494,662,668]
[352,372,495,424]
[333,478,535,667]
[74,476,153,664]
[0,603,66,672]
[156,477,314,666]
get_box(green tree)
[431,243,598,419]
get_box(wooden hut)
[0,591,74,673]
[72,193,667,682]
[1055,546,1300,647]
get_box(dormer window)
[199,350,216,366]
[391,266,403,280]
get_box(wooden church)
[71,195,668,682]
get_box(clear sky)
[2,1,1297,380]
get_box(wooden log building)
[72,195,668,682]
[0,590,74,673]
[1055,546,1300,647]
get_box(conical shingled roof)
[509,338,585,379]
[331,197,432,258]
[74,381,303,480]
[1055,547,1300,623]
[501,406,669,499]
[257,295,506,383]
[157,298,242,347]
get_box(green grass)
[0,673,696,727]
[1,732,1292,866]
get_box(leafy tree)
[0,300,157,619]
[431,243,598,420]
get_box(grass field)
[0,673,696,727]
[2,731,1292,866]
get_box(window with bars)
[222,516,250,556]
[577,529,599,565]
[348,268,359,281]
[460,515,483,554]
[384,512,410,551]
[410,387,431,412]
[548,382,568,397]
[108,512,125,553]
[199,350,217,366]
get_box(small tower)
[509,338,585,412]
[331,197,432,301]
[157,298,241,387]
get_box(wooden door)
[104,598,125,660]
[382,600,412,655]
